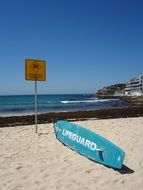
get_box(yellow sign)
[25,59,46,81]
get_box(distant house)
[125,75,143,96]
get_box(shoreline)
[0,106,143,127]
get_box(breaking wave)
[60,99,117,104]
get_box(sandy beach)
[0,117,143,190]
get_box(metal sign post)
[35,80,38,133]
[25,59,46,133]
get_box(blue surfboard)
[54,121,125,169]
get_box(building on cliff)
[125,74,143,96]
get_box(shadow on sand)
[114,164,135,175]
[38,132,49,136]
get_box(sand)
[0,117,143,190]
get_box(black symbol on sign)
[31,63,41,73]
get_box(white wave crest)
[60,99,117,104]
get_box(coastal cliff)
[96,83,126,97]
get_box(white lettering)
[90,142,97,150]
[84,140,91,148]
[76,135,81,143]
[68,131,73,139]
[62,129,97,151]
[62,129,67,136]
[80,138,85,146]
[72,134,76,141]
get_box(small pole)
[35,80,38,133]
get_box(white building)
[125,75,143,96]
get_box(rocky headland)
[96,83,143,106]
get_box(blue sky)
[0,0,143,95]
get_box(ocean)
[0,94,128,116]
